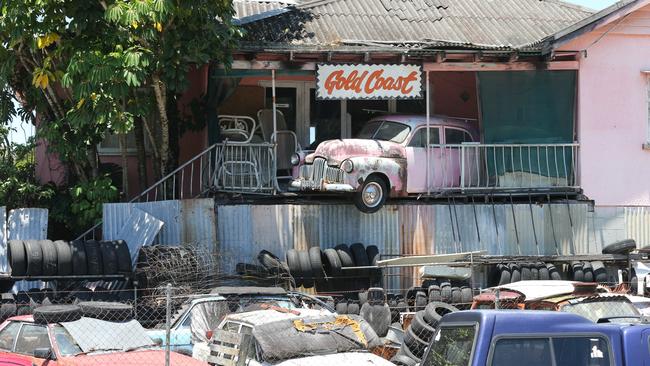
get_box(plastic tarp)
[190,300,231,344]
[61,318,154,353]
[253,315,380,363]
[478,71,576,177]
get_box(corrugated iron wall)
[0,207,5,273]
[214,202,650,292]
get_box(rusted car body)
[290,115,478,212]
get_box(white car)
[199,308,391,365]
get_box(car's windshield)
[561,299,640,323]
[53,326,83,356]
[423,325,476,366]
[356,120,411,143]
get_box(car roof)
[223,308,329,326]
[492,280,601,301]
[370,114,476,131]
[7,315,34,323]
[210,286,287,296]
[443,310,608,333]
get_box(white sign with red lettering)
[316,64,422,100]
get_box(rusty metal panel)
[181,199,217,255]
[626,207,650,248]
[317,204,361,248]
[116,208,164,267]
[7,208,48,240]
[102,203,131,242]
[0,207,6,273]
[104,201,181,246]
[216,205,253,273]
[291,205,319,251]
[251,205,294,261]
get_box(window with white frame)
[98,131,139,155]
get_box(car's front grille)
[299,158,344,186]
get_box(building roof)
[234,0,298,24]
[241,0,594,53]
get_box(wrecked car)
[290,115,478,212]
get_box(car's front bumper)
[290,179,355,193]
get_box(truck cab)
[421,310,650,366]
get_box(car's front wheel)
[354,176,387,213]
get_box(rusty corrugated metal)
[181,199,218,255]
[216,205,254,273]
[104,200,181,246]
[244,0,593,51]
[626,207,650,248]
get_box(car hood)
[59,349,205,366]
[306,139,405,165]
[271,352,394,365]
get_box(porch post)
[426,70,430,196]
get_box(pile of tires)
[495,262,561,285]
[602,239,636,255]
[403,282,473,310]
[570,261,608,283]
[391,302,459,365]
[8,239,132,277]
[284,243,381,290]
[32,302,133,324]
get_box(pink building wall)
[559,4,650,206]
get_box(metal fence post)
[494,288,500,310]
[165,283,172,366]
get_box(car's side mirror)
[33,347,54,360]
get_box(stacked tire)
[284,243,381,290]
[495,262,561,285]
[8,239,132,277]
[405,282,473,309]
[570,261,608,283]
[392,302,459,365]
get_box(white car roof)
[494,280,602,301]
[223,308,330,327]
[271,352,395,366]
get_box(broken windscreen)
[422,325,476,366]
[356,120,411,143]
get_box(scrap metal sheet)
[116,208,164,268]
[7,208,48,240]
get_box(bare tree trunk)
[142,116,161,180]
[118,133,129,199]
[87,145,99,179]
[151,73,170,177]
[134,117,148,189]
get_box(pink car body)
[290,115,478,210]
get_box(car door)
[405,126,442,193]
[15,323,54,366]
[443,127,476,188]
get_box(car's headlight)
[341,159,354,173]
[290,153,300,166]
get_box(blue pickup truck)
[421,310,650,366]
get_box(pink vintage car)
[290,115,479,212]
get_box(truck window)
[423,325,475,366]
[552,337,610,366]
[491,338,552,366]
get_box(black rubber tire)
[353,175,388,214]
[112,240,132,273]
[24,240,43,276]
[298,250,314,288]
[15,291,29,307]
[366,245,380,266]
[335,302,348,314]
[323,248,342,277]
[39,240,57,276]
[334,244,355,268]
[70,240,87,275]
[497,264,511,285]
[8,240,26,276]
[78,301,133,321]
[520,263,532,281]
[572,261,584,282]
[84,240,103,275]
[391,354,417,366]
[509,263,521,282]
[99,241,118,275]
[602,239,636,255]
[582,261,594,282]
[460,287,473,304]
[428,285,442,303]
[547,263,562,280]
[414,291,427,311]
[308,247,325,280]
[440,284,452,303]
[33,305,82,324]
[423,301,459,328]
[451,287,461,304]
[530,264,539,280]
[286,249,302,287]
[258,250,286,273]
[53,240,72,276]
[410,311,435,344]
[591,261,608,283]
[347,302,360,315]
[92,286,110,302]
[0,303,16,321]
[350,243,370,276]
[404,325,429,358]
[360,303,391,337]
[537,262,550,280]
